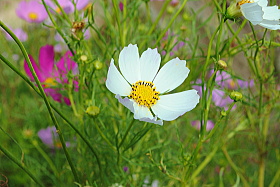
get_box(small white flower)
[106,44,200,125]
[238,0,280,30]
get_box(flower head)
[45,0,74,14]
[227,0,280,30]
[106,44,200,125]
[16,0,48,23]
[24,45,79,105]
[38,126,70,148]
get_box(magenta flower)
[214,70,254,90]
[119,2,124,11]
[24,45,79,105]
[4,28,28,42]
[38,126,70,148]
[191,120,215,131]
[16,0,48,23]
[45,0,74,14]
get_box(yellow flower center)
[55,6,63,14]
[129,81,160,108]
[28,12,38,20]
[44,77,57,87]
[229,80,236,89]
[236,0,253,6]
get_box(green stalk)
[189,146,218,181]
[139,0,172,49]
[222,146,250,187]
[0,21,80,183]
[153,0,189,48]
[0,53,102,180]
[0,144,43,186]
[112,0,123,47]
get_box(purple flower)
[24,45,79,105]
[119,2,124,11]
[214,70,254,90]
[45,0,74,14]
[16,0,48,23]
[161,31,186,56]
[191,120,215,131]
[38,126,70,148]
[74,0,90,10]
[4,28,28,42]
[192,79,234,110]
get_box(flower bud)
[86,106,100,117]
[217,60,227,70]
[225,1,243,20]
[94,60,103,70]
[23,129,34,139]
[80,55,88,62]
[221,110,227,117]
[229,91,243,102]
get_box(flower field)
[0,0,279,186]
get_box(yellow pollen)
[129,81,160,108]
[236,0,253,6]
[44,77,57,87]
[28,12,38,20]
[55,7,63,13]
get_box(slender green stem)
[222,146,250,187]
[0,52,103,180]
[0,21,80,183]
[0,144,43,186]
[189,146,218,181]
[153,0,189,48]
[112,0,123,47]
[118,118,135,149]
[139,0,172,49]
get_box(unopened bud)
[23,129,34,139]
[221,110,227,117]
[225,1,243,21]
[86,106,100,117]
[80,55,88,62]
[217,60,227,70]
[94,60,103,70]
[230,91,243,102]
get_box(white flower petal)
[153,58,190,93]
[151,90,200,121]
[262,6,280,20]
[241,3,264,25]
[139,48,161,82]
[106,59,131,96]
[259,22,280,30]
[115,95,134,113]
[139,116,163,126]
[255,0,268,7]
[133,103,154,120]
[119,44,140,84]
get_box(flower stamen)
[44,77,57,87]
[28,12,38,20]
[237,0,254,6]
[129,81,160,108]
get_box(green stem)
[139,0,172,49]
[118,118,135,149]
[0,53,103,181]
[0,144,43,186]
[153,0,189,48]
[112,0,123,47]
[189,146,218,181]
[0,21,80,183]
[222,146,250,187]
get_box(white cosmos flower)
[106,44,200,125]
[231,0,280,30]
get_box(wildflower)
[16,0,48,23]
[191,120,215,131]
[214,70,254,90]
[226,0,280,30]
[229,91,243,102]
[74,0,90,10]
[24,45,79,105]
[106,44,199,125]
[38,126,70,148]
[119,2,124,11]
[44,0,74,14]
[4,27,28,42]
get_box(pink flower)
[74,0,90,10]
[191,120,215,131]
[24,45,79,105]
[4,28,28,42]
[214,70,254,90]
[38,126,70,148]
[16,0,48,23]
[161,31,186,56]
[44,0,74,14]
